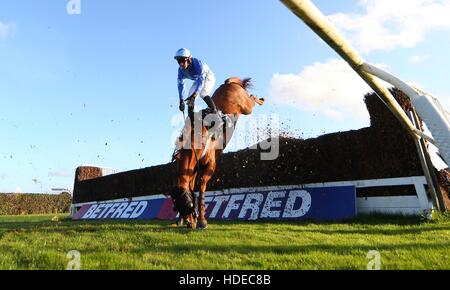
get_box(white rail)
[279,0,449,167]
[279,0,449,211]
[361,63,450,165]
[279,0,421,137]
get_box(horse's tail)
[241,78,253,90]
[225,77,253,91]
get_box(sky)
[1,0,449,193]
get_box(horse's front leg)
[197,159,216,229]
[197,189,208,229]
[186,214,197,229]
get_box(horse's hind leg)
[239,97,257,115]
[240,95,265,115]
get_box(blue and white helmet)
[174,48,192,60]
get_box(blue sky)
[1,0,449,193]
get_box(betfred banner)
[73,199,177,220]
[73,186,356,221]
[204,186,356,221]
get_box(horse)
[170,77,265,229]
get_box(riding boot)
[203,96,217,114]
[188,104,195,119]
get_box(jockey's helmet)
[174,48,192,60]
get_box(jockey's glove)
[185,93,198,109]
[179,99,185,112]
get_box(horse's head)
[170,186,196,218]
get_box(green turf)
[0,213,449,270]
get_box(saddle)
[200,109,233,141]
[181,109,235,158]
[201,109,228,125]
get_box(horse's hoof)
[187,222,197,230]
[197,220,208,230]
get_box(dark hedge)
[73,88,429,203]
[0,192,72,216]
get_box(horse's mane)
[171,114,206,163]
[171,132,186,162]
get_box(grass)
[0,213,449,270]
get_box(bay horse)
[170,77,264,229]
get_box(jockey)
[175,48,217,115]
